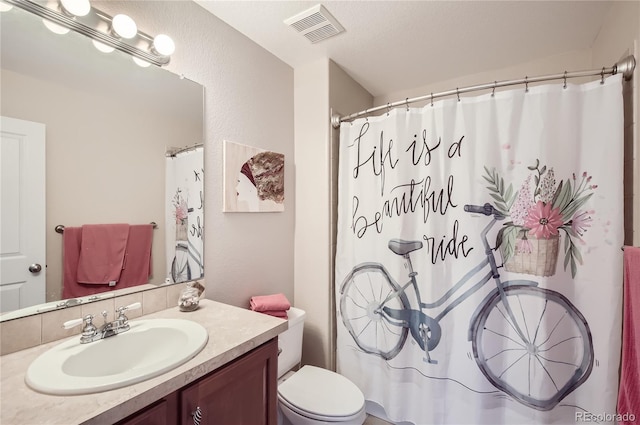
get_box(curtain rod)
[331,55,636,128]
[165,143,204,157]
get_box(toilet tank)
[277,307,305,378]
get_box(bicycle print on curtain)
[335,74,624,424]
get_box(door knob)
[29,263,42,273]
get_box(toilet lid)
[278,366,365,418]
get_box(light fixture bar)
[4,0,170,66]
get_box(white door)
[1,116,46,313]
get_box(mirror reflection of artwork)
[223,141,285,212]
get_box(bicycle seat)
[388,239,423,256]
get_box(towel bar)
[55,222,158,233]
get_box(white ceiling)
[196,1,613,97]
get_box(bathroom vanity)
[118,338,278,424]
[0,300,287,424]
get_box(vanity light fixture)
[4,0,174,66]
[42,18,70,34]
[59,0,89,17]
[92,39,114,53]
[151,34,175,56]
[111,13,137,39]
[133,56,151,68]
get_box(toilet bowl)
[277,308,366,425]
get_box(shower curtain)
[165,147,204,283]
[335,74,624,424]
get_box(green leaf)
[553,179,572,211]
[505,185,513,202]
[561,193,593,220]
[573,246,583,265]
[506,189,518,210]
[570,255,577,278]
[551,180,564,205]
[564,233,571,252]
[534,175,540,187]
[496,227,505,248]
[490,193,504,203]
[500,226,519,263]
[564,227,578,238]
[564,249,571,270]
[540,165,547,175]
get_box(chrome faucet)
[63,302,141,344]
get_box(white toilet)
[277,307,366,425]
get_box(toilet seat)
[278,366,365,422]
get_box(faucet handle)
[63,314,94,330]
[115,302,141,325]
[116,302,141,315]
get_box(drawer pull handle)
[192,406,203,425]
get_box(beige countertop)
[0,299,288,425]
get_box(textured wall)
[95,1,295,308]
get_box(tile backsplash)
[0,282,193,355]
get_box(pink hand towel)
[62,227,111,299]
[76,224,129,284]
[117,224,154,288]
[249,293,291,312]
[618,246,640,424]
[257,310,289,319]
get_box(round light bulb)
[42,18,70,34]
[0,2,13,12]
[111,14,137,39]
[92,40,115,53]
[60,0,90,17]
[152,34,175,56]
[133,57,151,68]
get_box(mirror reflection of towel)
[118,224,154,288]
[62,224,154,299]
[76,224,129,284]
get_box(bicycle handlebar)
[464,203,505,220]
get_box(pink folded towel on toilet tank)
[249,293,291,312]
[258,310,289,319]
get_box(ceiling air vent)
[284,4,345,44]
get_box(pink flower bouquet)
[484,159,595,277]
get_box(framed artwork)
[223,140,285,212]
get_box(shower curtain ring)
[563,71,567,89]
[430,93,434,107]
[406,98,409,111]
[456,88,460,102]
[387,103,391,116]
[525,76,529,93]
[601,67,605,84]
[492,81,497,97]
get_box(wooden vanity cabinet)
[118,338,278,425]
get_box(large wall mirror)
[0,4,204,321]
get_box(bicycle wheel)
[171,246,192,283]
[471,285,593,411]
[339,263,409,360]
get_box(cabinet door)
[117,397,178,425]
[180,338,278,425]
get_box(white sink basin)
[26,318,208,395]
